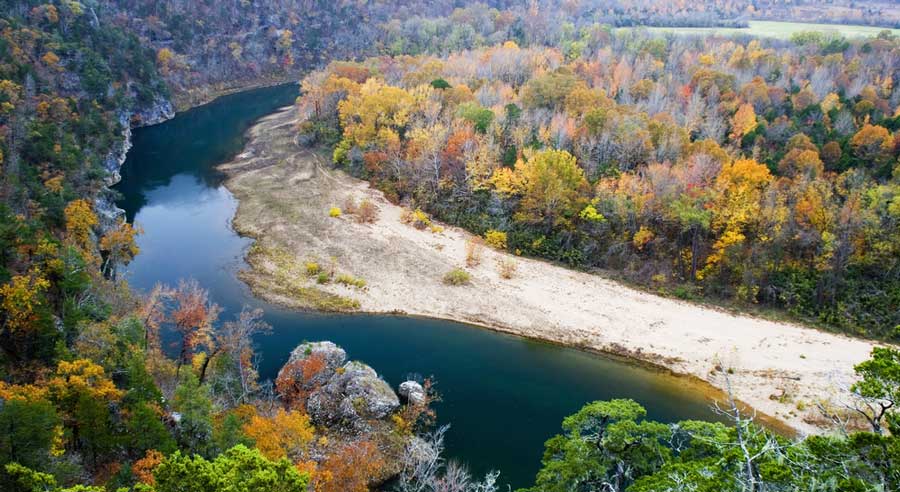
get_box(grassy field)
[620,20,899,39]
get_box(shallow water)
[115,83,722,489]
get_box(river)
[115,83,722,489]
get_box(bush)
[402,208,435,231]
[497,258,517,279]
[484,230,507,250]
[316,272,331,284]
[443,267,471,286]
[343,197,358,215]
[305,262,321,276]
[465,238,483,267]
[329,207,342,218]
[336,274,366,289]
[356,199,378,223]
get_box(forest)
[0,0,899,491]
[298,32,900,339]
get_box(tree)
[0,274,50,336]
[46,359,122,462]
[203,307,270,399]
[395,425,499,492]
[64,200,98,256]
[126,402,176,456]
[850,347,900,435]
[156,48,175,76]
[701,158,773,284]
[317,441,385,492]
[851,124,893,170]
[99,220,141,280]
[670,197,712,281]
[524,399,672,492]
[0,397,59,471]
[171,279,221,376]
[492,149,588,230]
[730,103,757,143]
[241,408,313,460]
[522,69,581,109]
[337,78,415,150]
[151,445,309,492]
[172,373,213,456]
[138,283,174,352]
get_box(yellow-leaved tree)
[701,158,773,284]
[491,149,588,230]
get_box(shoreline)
[220,106,885,436]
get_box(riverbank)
[221,106,883,436]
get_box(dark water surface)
[115,83,720,489]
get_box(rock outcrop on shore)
[278,341,402,432]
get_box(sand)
[221,106,886,435]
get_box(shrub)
[329,207,342,218]
[356,199,378,223]
[465,238,483,267]
[402,208,438,231]
[484,230,507,250]
[343,197,358,215]
[632,226,654,251]
[305,262,321,276]
[336,274,366,289]
[411,209,431,229]
[443,267,471,286]
[497,258,517,279]
[316,272,331,284]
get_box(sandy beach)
[221,106,884,436]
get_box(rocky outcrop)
[132,96,176,128]
[307,360,400,431]
[399,381,426,406]
[103,96,175,187]
[97,95,175,235]
[279,342,402,433]
[278,341,347,390]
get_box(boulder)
[307,360,400,431]
[278,341,347,389]
[398,381,426,405]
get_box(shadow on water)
[115,82,725,489]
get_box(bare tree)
[396,425,501,492]
[711,372,785,492]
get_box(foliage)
[484,230,508,250]
[299,33,900,338]
[443,268,472,286]
[522,387,900,492]
[150,445,309,492]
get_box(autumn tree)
[99,220,141,280]
[337,78,415,151]
[492,149,588,230]
[701,158,773,288]
[241,408,314,460]
[851,124,894,171]
[730,103,757,143]
[317,441,385,492]
[64,199,98,253]
[171,279,221,376]
[199,307,270,396]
